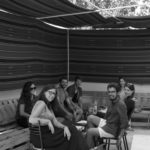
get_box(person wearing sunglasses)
[16,81,37,127]
[29,84,88,150]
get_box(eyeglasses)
[30,87,36,90]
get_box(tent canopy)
[0,0,150,28]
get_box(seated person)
[118,76,127,100]
[124,83,136,129]
[67,76,83,122]
[16,81,37,128]
[55,77,83,122]
[54,77,74,121]
[29,85,89,150]
[86,83,128,150]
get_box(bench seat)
[0,99,30,150]
[132,110,150,128]
[0,127,29,150]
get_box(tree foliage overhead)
[68,0,150,17]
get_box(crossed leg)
[87,115,101,128]
[86,115,101,149]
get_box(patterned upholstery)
[0,99,18,126]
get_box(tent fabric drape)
[0,0,150,28]
[0,11,67,90]
[69,29,150,83]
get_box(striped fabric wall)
[69,29,150,83]
[0,12,67,91]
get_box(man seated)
[67,76,83,122]
[53,77,73,121]
[53,76,83,123]
[86,82,128,150]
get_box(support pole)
[67,29,70,81]
[36,5,140,20]
[83,0,122,23]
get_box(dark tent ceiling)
[0,0,150,28]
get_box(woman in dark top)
[16,81,37,127]
[124,83,136,120]
[29,84,89,150]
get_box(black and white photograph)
[0,0,150,150]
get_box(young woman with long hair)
[29,84,88,150]
[16,81,37,127]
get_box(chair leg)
[124,135,129,150]
[104,139,108,150]
[123,136,127,150]
[116,141,122,150]
[107,139,110,150]
[117,144,122,150]
[103,137,127,150]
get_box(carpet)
[131,134,150,150]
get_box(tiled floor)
[127,128,144,150]
[127,126,150,150]
[108,122,150,150]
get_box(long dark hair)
[38,84,57,109]
[19,81,35,102]
[125,83,135,98]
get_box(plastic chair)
[29,121,44,150]
[102,131,129,150]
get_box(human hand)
[63,126,71,140]
[48,121,55,134]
